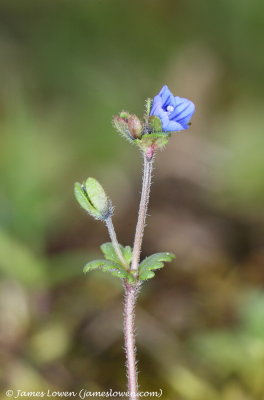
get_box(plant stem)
[124,282,140,400]
[105,217,128,267]
[123,151,154,399]
[131,152,154,275]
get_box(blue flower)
[150,85,195,132]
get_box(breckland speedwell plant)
[74,85,195,400]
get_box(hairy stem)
[105,217,128,267]
[123,151,154,398]
[124,282,140,400]
[131,153,154,274]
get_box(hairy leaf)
[100,242,132,264]
[138,252,175,281]
[138,270,155,280]
[122,246,133,263]
[84,258,134,280]
[84,259,111,272]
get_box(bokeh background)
[0,1,264,399]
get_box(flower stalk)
[105,217,128,268]
[131,153,154,276]
[123,150,154,400]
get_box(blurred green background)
[0,0,264,399]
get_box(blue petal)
[150,96,162,116]
[155,110,183,132]
[158,85,170,99]
[170,97,193,119]
[177,111,195,127]
[158,85,176,109]
[156,108,170,123]
[163,119,185,132]
[176,102,195,128]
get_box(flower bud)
[113,111,143,140]
[113,112,131,140]
[127,115,142,139]
[119,111,131,119]
[74,178,113,221]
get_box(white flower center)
[166,105,174,113]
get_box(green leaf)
[100,242,132,264]
[138,270,155,280]
[83,259,108,272]
[123,246,133,263]
[83,258,135,280]
[138,252,175,281]
[100,243,119,263]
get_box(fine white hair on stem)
[105,217,128,268]
[130,153,154,275]
[123,281,141,399]
[123,151,155,400]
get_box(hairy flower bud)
[119,111,130,119]
[113,115,129,134]
[127,115,142,139]
[113,111,143,141]
[74,178,113,221]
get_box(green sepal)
[85,177,111,216]
[74,182,100,218]
[74,178,113,221]
[149,116,163,133]
[135,133,170,151]
[145,98,152,116]
[84,259,133,280]
[101,242,132,265]
[138,252,175,281]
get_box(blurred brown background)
[0,1,264,399]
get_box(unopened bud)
[113,111,142,141]
[113,112,131,141]
[74,178,113,221]
[119,111,131,119]
[127,115,142,139]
